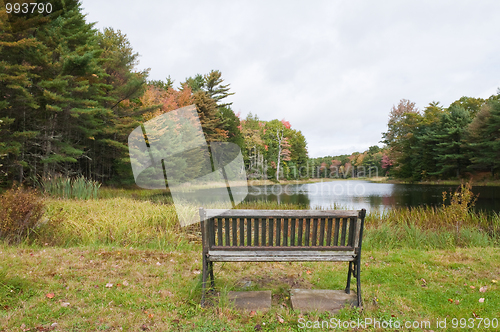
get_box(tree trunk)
[276,130,283,182]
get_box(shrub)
[0,186,45,244]
[441,180,477,226]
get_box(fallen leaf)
[156,262,161,266]
[470,286,476,289]
[455,300,460,305]
[277,315,284,323]
[479,286,487,293]
[306,270,311,275]
[249,310,256,317]
[105,283,113,288]
[254,324,262,331]
[61,302,70,307]
[472,312,478,318]
[122,280,129,286]
[46,293,55,299]
[448,298,453,303]
[478,298,485,303]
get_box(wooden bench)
[199,208,366,308]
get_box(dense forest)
[1,1,499,188]
[309,94,500,181]
[0,0,308,187]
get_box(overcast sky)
[81,0,500,158]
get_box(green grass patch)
[0,246,499,331]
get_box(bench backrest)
[200,209,366,252]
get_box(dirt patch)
[235,273,315,308]
[237,274,313,290]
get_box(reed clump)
[38,175,101,200]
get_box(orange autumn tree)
[139,84,229,143]
[140,85,194,121]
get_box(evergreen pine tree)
[0,0,49,183]
[466,99,500,176]
[431,104,472,178]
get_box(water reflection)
[244,180,500,214]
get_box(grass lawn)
[1,245,499,331]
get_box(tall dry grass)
[41,197,183,248]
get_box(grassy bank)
[33,190,499,251]
[371,177,500,186]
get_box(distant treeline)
[309,94,500,181]
[0,0,308,187]
[308,145,386,179]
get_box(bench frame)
[199,208,366,308]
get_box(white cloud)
[81,0,500,157]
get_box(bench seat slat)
[210,245,355,251]
[326,218,333,246]
[340,217,347,246]
[217,218,222,246]
[312,218,318,246]
[334,218,340,246]
[239,218,244,246]
[208,250,355,262]
[319,217,325,246]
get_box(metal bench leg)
[201,255,208,307]
[356,257,363,308]
[209,261,215,288]
[345,261,353,294]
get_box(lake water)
[241,180,500,214]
